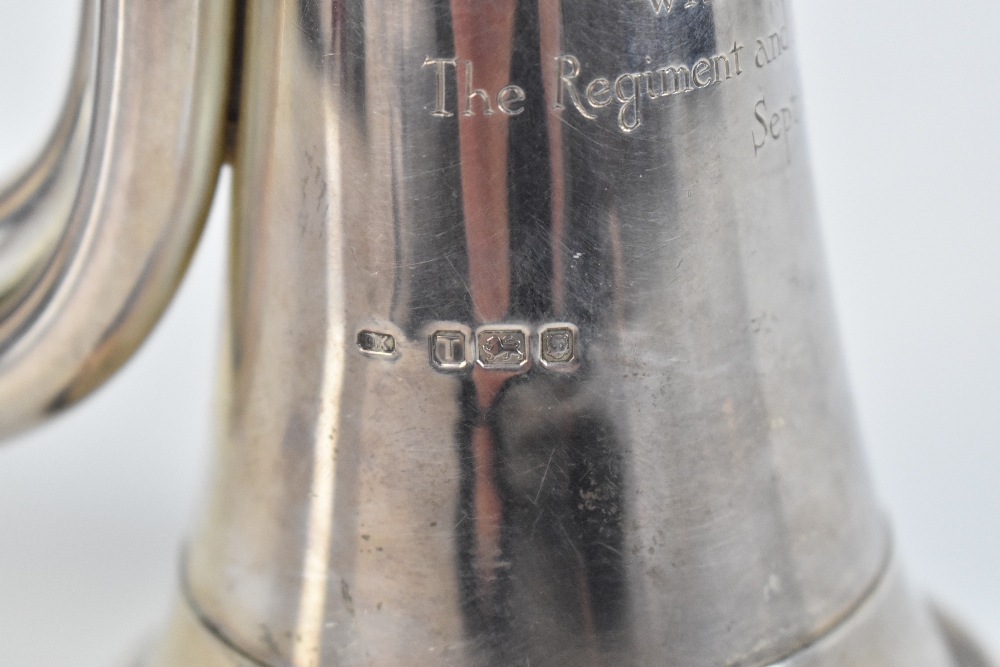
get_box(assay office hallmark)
[476,328,530,371]
[430,329,471,371]
[539,325,579,371]
[358,323,581,373]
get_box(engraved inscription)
[423,57,457,117]
[358,330,396,357]
[553,44,746,133]
[423,57,526,118]
[477,329,528,370]
[541,329,574,363]
[752,95,799,156]
[754,27,790,69]
[648,0,708,16]
[431,330,469,371]
[426,24,793,136]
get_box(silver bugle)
[0,2,993,667]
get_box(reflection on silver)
[0,0,992,666]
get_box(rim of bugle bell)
[0,1,997,667]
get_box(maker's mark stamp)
[476,328,529,370]
[357,330,397,357]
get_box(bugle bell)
[0,1,993,666]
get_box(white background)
[0,1,998,665]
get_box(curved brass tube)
[0,1,97,326]
[0,0,234,435]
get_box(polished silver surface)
[0,0,234,435]
[144,561,992,667]
[0,0,991,666]
[769,562,963,667]
[156,0,957,665]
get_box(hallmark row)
[357,324,580,372]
